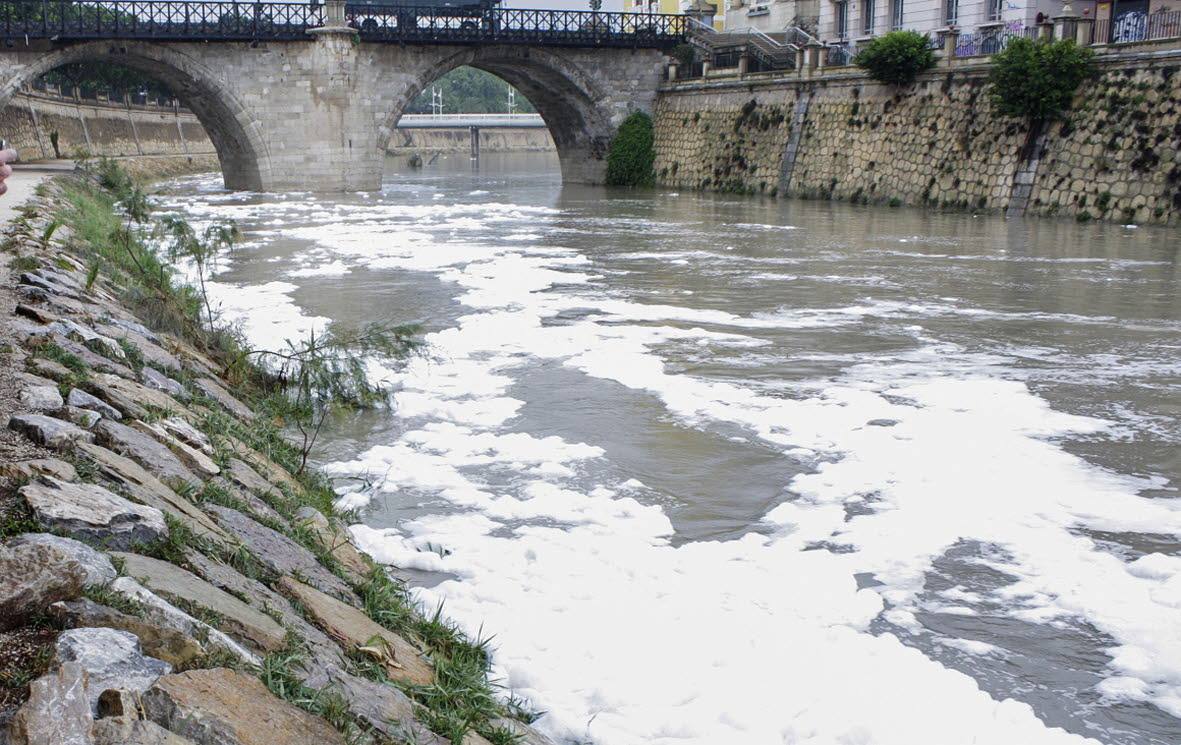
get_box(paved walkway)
[0,161,74,224]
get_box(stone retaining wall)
[0,90,214,161]
[654,51,1181,225]
[386,127,555,154]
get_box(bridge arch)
[378,45,637,184]
[0,42,271,190]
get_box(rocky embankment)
[0,173,550,745]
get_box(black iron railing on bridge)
[0,0,687,46]
[0,1,322,40]
[345,5,687,48]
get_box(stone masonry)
[654,51,1181,226]
[0,32,665,191]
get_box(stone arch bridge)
[0,1,685,191]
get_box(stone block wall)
[0,90,213,161]
[1027,63,1181,224]
[653,85,799,195]
[654,53,1181,225]
[789,75,1027,211]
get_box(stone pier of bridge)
[0,1,669,191]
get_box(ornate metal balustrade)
[0,1,322,40]
[0,0,687,46]
[345,5,687,48]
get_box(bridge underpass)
[0,1,685,191]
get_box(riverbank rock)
[54,628,171,714]
[207,505,358,605]
[75,442,230,545]
[192,378,254,421]
[7,533,116,587]
[277,576,433,686]
[19,384,64,412]
[93,419,199,488]
[317,663,448,743]
[109,578,259,667]
[141,669,346,745]
[51,598,205,668]
[114,553,286,653]
[139,368,187,399]
[7,413,95,449]
[89,374,188,422]
[6,662,94,745]
[19,477,168,550]
[130,421,220,479]
[223,459,282,502]
[0,540,86,630]
[93,718,197,745]
[180,550,348,676]
[294,507,372,583]
[0,457,77,482]
[67,389,123,420]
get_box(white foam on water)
[176,189,1181,745]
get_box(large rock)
[7,533,117,587]
[66,389,123,420]
[318,664,448,744]
[141,669,346,745]
[54,628,171,714]
[51,598,205,668]
[209,478,284,526]
[223,459,283,502]
[181,550,347,677]
[140,368,187,399]
[6,662,94,745]
[294,507,372,584]
[113,553,286,653]
[206,505,358,605]
[19,477,168,550]
[19,384,64,412]
[157,418,212,455]
[224,440,300,494]
[0,541,86,630]
[7,413,95,448]
[75,443,230,546]
[95,322,183,373]
[192,378,255,421]
[61,406,103,429]
[49,335,135,378]
[47,320,126,360]
[131,421,220,479]
[109,578,259,667]
[0,457,77,482]
[487,717,555,745]
[89,374,190,422]
[93,419,199,488]
[277,577,433,686]
[93,718,198,745]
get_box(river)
[157,152,1181,745]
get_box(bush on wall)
[854,31,937,87]
[988,38,1095,122]
[606,111,655,187]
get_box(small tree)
[854,30,936,87]
[159,215,240,333]
[988,38,1095,123]
[605,111,655,187]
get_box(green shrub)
[988,38,1095,122]
[605,111,655,187]
[671,43,696,70]
[853,31,936,86]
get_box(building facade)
[722,0,821,32]
[816,0,1097,47]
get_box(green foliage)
[40,60,172,99]
[605,111,655,188]
[853,31,936,87]
[671,43,697,69]
[406,67,535,114]
[988,38,1095,122]
[158,214,240,333]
